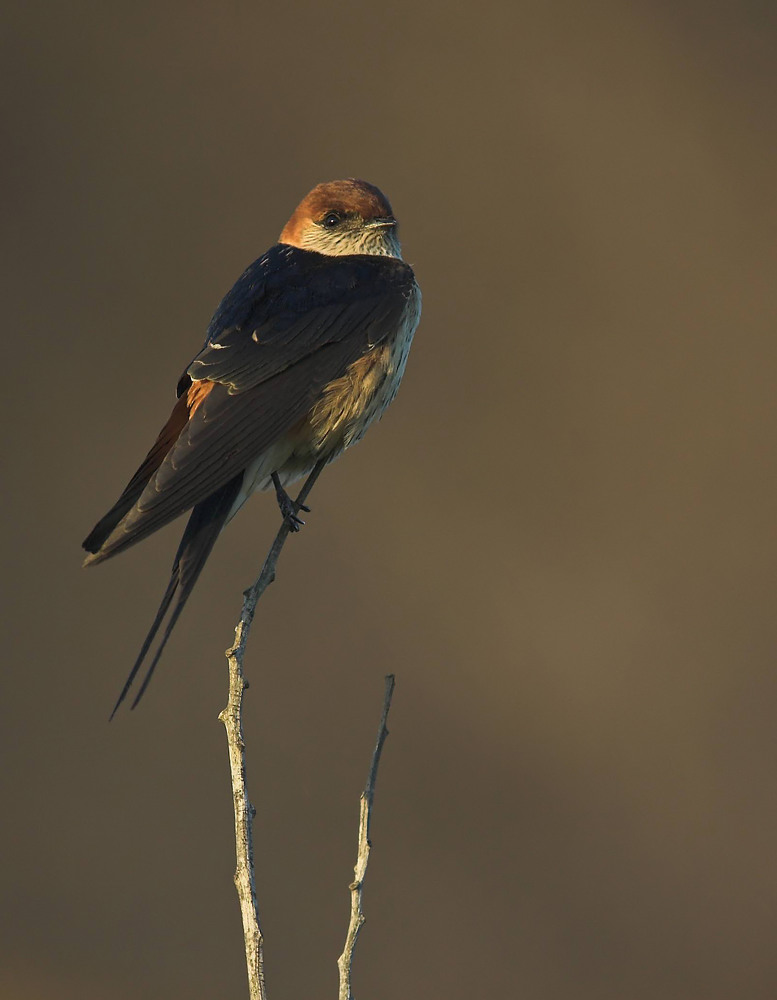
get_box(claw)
[271,472,309,531]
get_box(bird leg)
[271,472,311,531]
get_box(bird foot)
[272,473,310,532]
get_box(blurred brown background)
[3,1,777,997]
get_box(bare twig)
[218,461,326,1000]
[337,674,396,1000]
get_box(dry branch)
[337,674,396,1000]
[219,462,395,1000]
[219,462,325,1000]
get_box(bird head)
[279,179,402,259]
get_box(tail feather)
[109,473,243,719]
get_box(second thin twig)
[337,674,397,1000]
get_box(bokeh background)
[3,1,777,997]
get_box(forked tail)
[109,473,243,718]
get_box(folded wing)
[83,247,417,564]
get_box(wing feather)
[187,248,416,390]
[89,339,368,561]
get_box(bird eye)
[322,212,342,229]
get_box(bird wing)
[84,247,417,562]
[187,245,416,388]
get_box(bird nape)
[82,178,421,716]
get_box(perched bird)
[83,179,421,716]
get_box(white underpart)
[225,446,293,524]
[225,282,421,525]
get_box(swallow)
[83,179,421,716]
